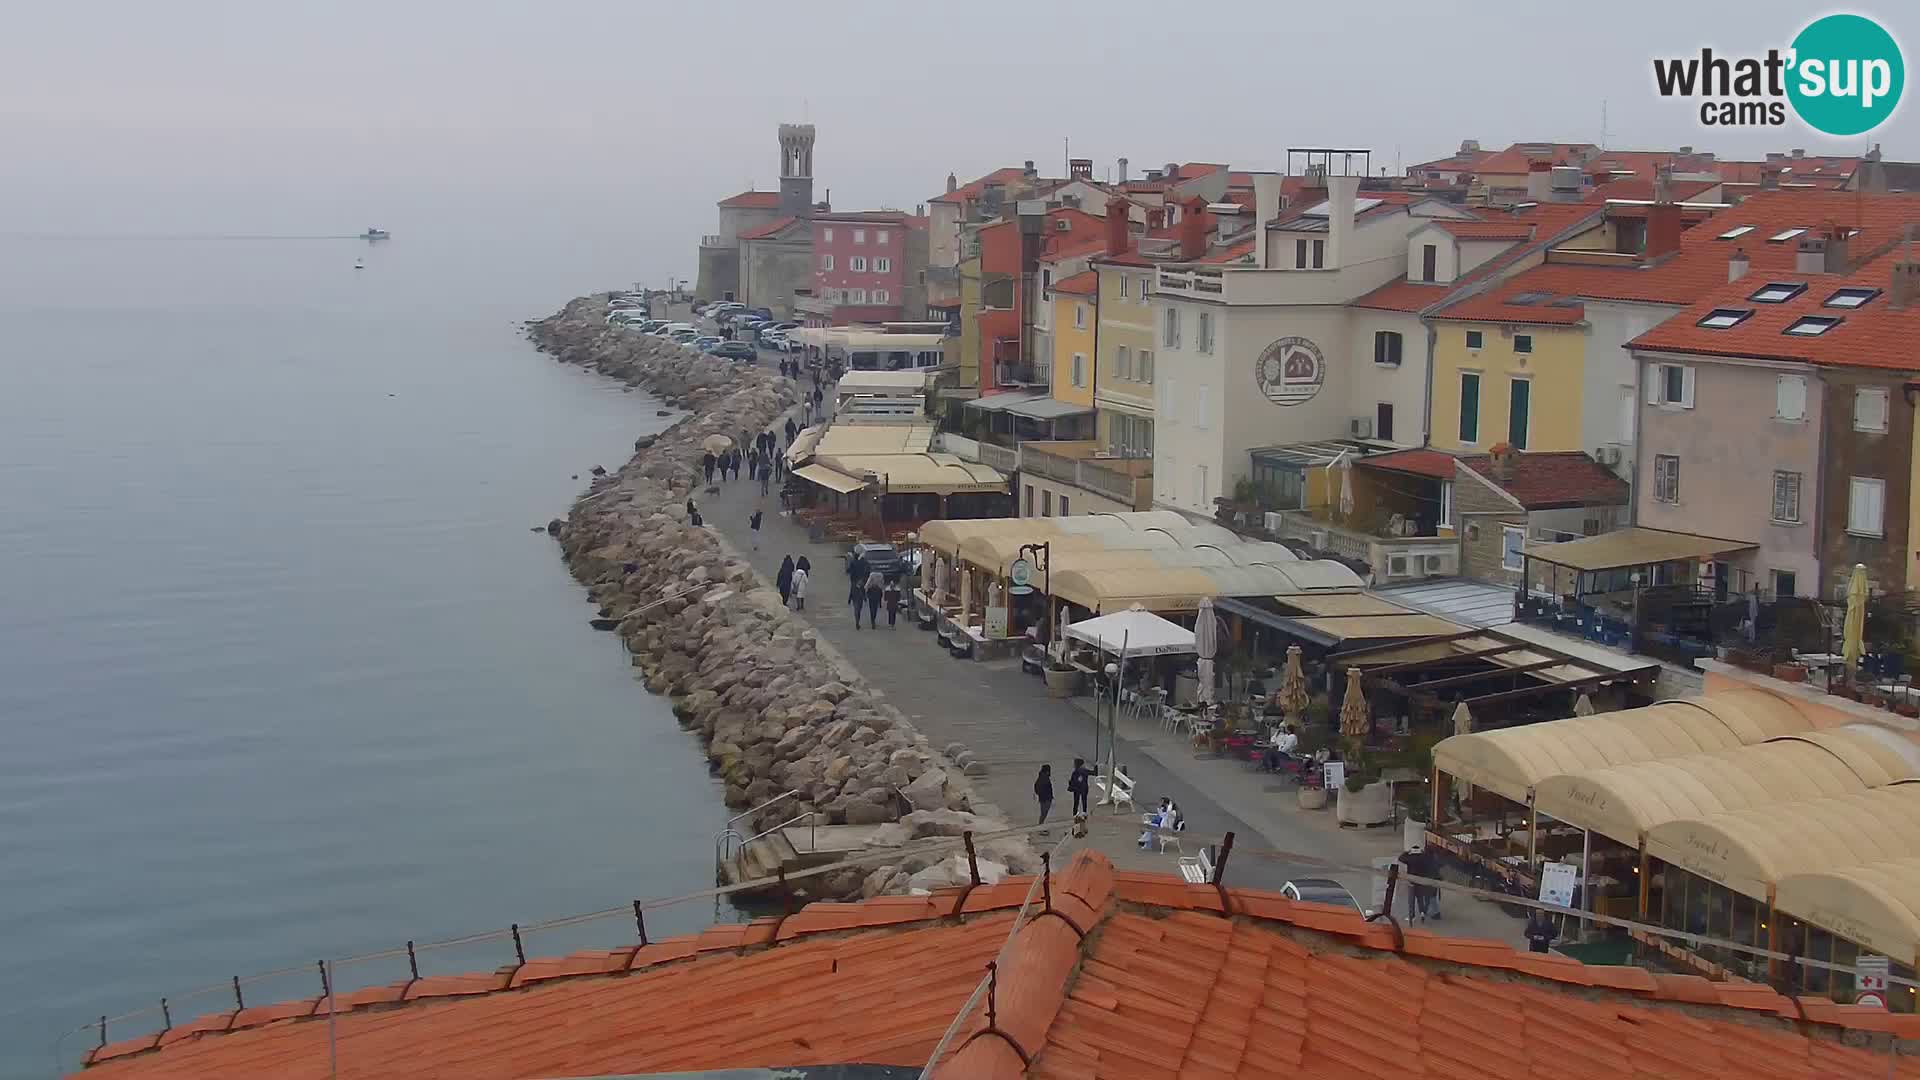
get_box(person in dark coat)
[1067,757,1091,816]
[1524,910,1558,954]
[1034,764,1054,825]
[749,509,763,550]
[795,555,810,573]
[784,418,798,443]
[776,555,795,607]
[847,554,869,625]
[864,570,883,630]
[883,578,902,628]
[701,452,716,484]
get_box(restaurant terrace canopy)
[1341,627,1660,712]
[1645,781,1920,903]
[1524,526,1757,573]
[1775,856,1920,967]
[1430,687,1811,804]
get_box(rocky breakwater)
[527,296,1037,900]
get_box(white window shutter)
[1645,369,1661,405]
[1680,366,1697,409]
[1777,376,1805,420]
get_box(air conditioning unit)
[1388,554,1409,578]
[1349,416,1374,439]
[1309,530,1329,550]
[1264,512,1287,533]
[1595,444,1622,466]
[1054,218,1071,232]
[1423,554,1447,573]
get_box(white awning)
[1064,607,1197,656]
[793,463,869,494]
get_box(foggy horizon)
[4,0,1908,280]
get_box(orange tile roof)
[718,190,782,209]
[931,166,1030,205]
[738,215,800,240]
[1584,177,1722,204]
[1051,270,1098,296]
[1718,157,1862,185]
[1629,247,1920,368]
[1357,448,1459,480]
[77,851,1920,1080]
[1438,190,1920,321]
[1351,204,1607,318]
[1458,450,1630,509]
[1352,279,1453,313]
[1196,239,1255,264]
[1471,143,1599,177]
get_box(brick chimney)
[1728,247,1750,282]
[1823,223,1850,273]
[1890,229,1919,311]
[1179,197,1208,260]
[1760,166,1782,191]
[1489,442,1517,481]
[1645,170,1683,260]
[1105,196,1133,256]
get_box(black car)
[845,542,904,579]
[712,341,757,362]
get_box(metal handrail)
[741,810,819,855]
[716,789,801,864]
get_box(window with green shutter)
[1459,372,1481,443]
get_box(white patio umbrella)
[1451,701,1474,800]
[1194,595,1219,706]
[1337,455,1355,522]
[931,557,947,604]
[702,434,733,455]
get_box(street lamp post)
[1015,541,1051,642]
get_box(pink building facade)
[811,212,914,324]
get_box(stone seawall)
[526,296,1033,899]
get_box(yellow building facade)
[1427,322,1586,454]
[1092,258,1157,456]
[1049,272,1099,410]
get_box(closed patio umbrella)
[1843,563,1868,678]
[1277,645,1309,727]
[1194,596,1219,706]
[1572,693,1596,716]
[1451,701,1474,800]
[1337,456,1355,522]
[1338,665,1370,739]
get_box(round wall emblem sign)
[1255,336,1326,407]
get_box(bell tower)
[778,123,816,218]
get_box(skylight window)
[1507,291,1551,306]
[1748,282,1806,303]
[1718,225,1756,240]
[1825,287,1880,309]
[1768,228,1808,243]
[1784,315,1842,336]
[1698,308,1753,330]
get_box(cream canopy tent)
[1430,688,1813,804]
[1775,856,1920,966]
[1051,561,1364,614]
[1645,781,1920,902]
[1063,607,1196,657]
[1528,724,1920,846]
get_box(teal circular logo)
[1788,14,1904,136]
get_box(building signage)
[1255,336,1326,407]
[1539,861,1579,908]
[1008,557,1034,595]
[1322,760,1346,792]
[1650,14,1904,135]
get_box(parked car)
[712,341,757,362]
[845,542,906,579]
[692,336,723,351]
[760,333,793,352]
[1280,878,1364,913]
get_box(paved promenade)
[681,360,1529,948]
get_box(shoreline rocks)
[527,295,1031,900]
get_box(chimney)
[1023,159,1037,179]
[1891,232,1920,310]
[1215,205,1241,245]
[1823,224,1850,273]
[1645,170,1682,259]
[1165,162,1179,181]
[1147,207,1166,230]
[1793,148,1806,159]
[1761,166,1782,191]
[1652,164,1673,204]
[1526,161,1553,200]
[1460,139,1481,153]
[946,172,958,194]
[1678,145,1694,155]
[1117,157,1130,182]
[1766,152,1787,165]
[1179,197,1208,260]
[1104,196,1132,256]
[1325,174,1360,270]
[1796,234,1828,274]
[1069,158,1093,182]
[1145,168,1164,182]
[1490,443,1516,481]
[915,202,925,217]
[1728,247,1750,282]
[1252,172,1284,269]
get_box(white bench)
[1091,767,1136,813]
[1179,847,1215,884]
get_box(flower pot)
[1296,787,1329,810]
[1336,781,1394,826]
[1043,667,1081,698]
[1773,663,1807,683]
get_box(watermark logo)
[1652,13,1904,135]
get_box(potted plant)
[1336,770,1394,826]
[1772,662,1808,683]
[1043,661,1081,697]
[1297,783,1329,810]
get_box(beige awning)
[1288,613,1465,642]
[1524,526,1757,572]
[1051,562,1362,614]
[784,425,827,464]
[1646,781,1920,901]
[1529,723,1920,846]
[793,463,869,494]
[812,423,936,457]
[1274,593,1413,617]
[1776,857,1920,966]
[817,453,1006,495]
[1431,688,1814,804]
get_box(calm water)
[0,231,727,1075]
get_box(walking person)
[760,460,772,497]
[776,555,795,607]
[785,417,798,444]
[864,570,883,630]
[790,562,808,611]
[1524,909,1559,954]
[701,452,716,485]
[883,578,902,628]
[1033,764,1054,826]
[811,386,824,421]
[1068,757,1091,817]
[749,509,763,550]
[847,552,869,625]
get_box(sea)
[0,227,729,1076]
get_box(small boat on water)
[359,227,390,241]
[354,258,365,270]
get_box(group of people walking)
[775,555,810,610]
[844,550,904,630]
[1033,757,1095,826]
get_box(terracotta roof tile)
[718,189,783,209]
[1050,270,1099,296]
[930,166,1030,205]
[738,214,800,241]
[72,852,1920,1080]
[1357,448,1458,480]
[1458,451,1627,509]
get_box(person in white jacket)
[790,566,808,610]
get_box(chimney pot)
[1117,157,1130,182]
[1890,247,1919,311]
[1179,197,1208,260]
[1793,148,1806,159]
[1795,235,1828,274]
[1105,197,1133,256]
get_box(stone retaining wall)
[526,296,1034,899]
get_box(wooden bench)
[1179,847,1215,884]
[1091,768,1136,813]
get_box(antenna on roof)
[1600,100,1609,150]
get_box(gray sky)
[3,1,1910,271]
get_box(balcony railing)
[977,441,1020,474]
[1266,510,1458,583]
[1018,446,1151,510]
